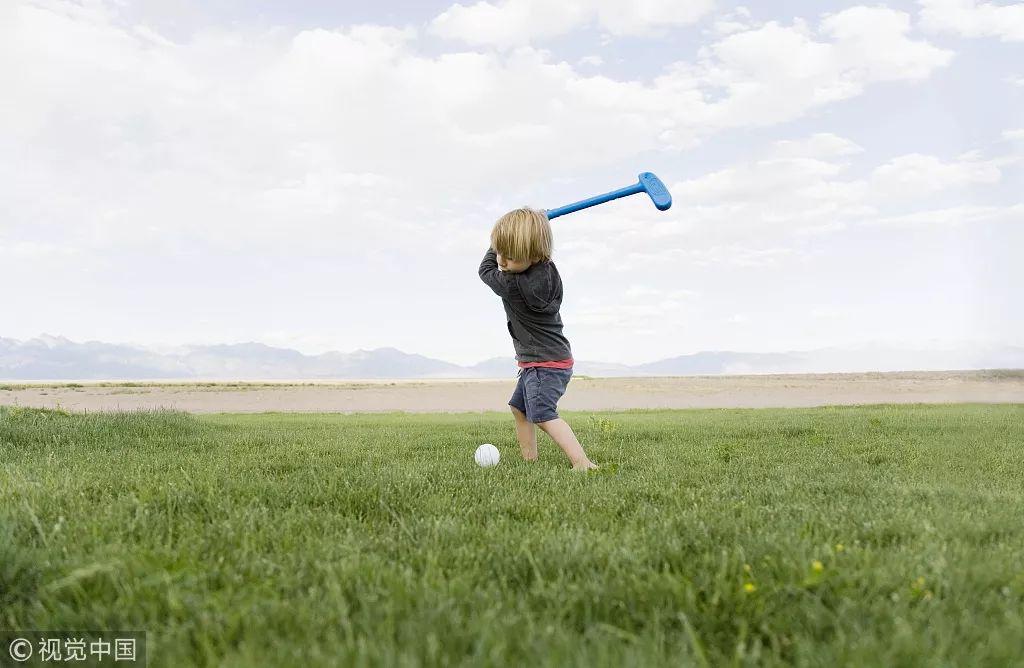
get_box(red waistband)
[517,357,574,369]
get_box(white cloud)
[810,307,847,320]
[560,234,800,275]
[569,285,700,330]
[670,153,871,232]
[919,0,1024,42]
[429,0,715,48]
[577,54,603,67]
[0,1,958,266]
[862,204,1024,227]
[691,7,953,130]
[870,152,1003,198]
[0,240,81,259]
[429,1,587,49]
[563,134,1017,267]
[596,0,715,37]
[623,285,698,300]
[675,142,1007,219]
[1004,128,1024,141]
[820,7,953,79]
[708,6,756,37]
[772,133,864,158]
[542,128,1018,303]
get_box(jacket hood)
[516,260,562,314]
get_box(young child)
[478,207,599,471]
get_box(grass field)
[2,404,1023,666]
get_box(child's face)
[497,253,532,274]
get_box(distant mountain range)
[1,335,1021,380]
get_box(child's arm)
[478,247,514,299]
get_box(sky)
[1,0,1022,366]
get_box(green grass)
[2,404,1023,667]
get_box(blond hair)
[490,207,553,262]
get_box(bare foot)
[572,461,599,472]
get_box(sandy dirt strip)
[1,371,1021,414]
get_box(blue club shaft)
[545,182,644,220]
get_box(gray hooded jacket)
[478,247,572,363]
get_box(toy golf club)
[545,172,672,220]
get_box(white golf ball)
[474,443,500,467]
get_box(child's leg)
[510,406,538,461]
[537,418,598,470]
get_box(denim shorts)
[508,366,573,423]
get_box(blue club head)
[638,172,672,211]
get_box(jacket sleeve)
[519,262,562,314]
[478,247,515,299]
